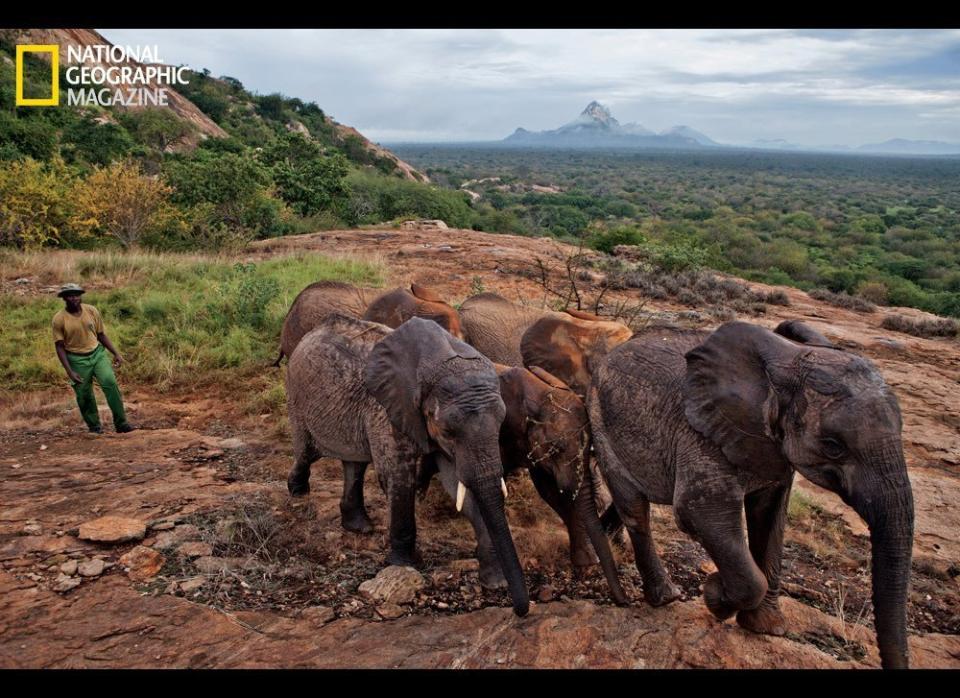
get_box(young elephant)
[588,321,914,669]
[286,315,529,616]
[458,293,561,365]
[520,312,633,398]
[275,281,379,366]
[363,284,463,340]
[417,364,627,604]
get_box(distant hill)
[504,101,719,150]
[857,138,960,155]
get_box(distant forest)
[393,146,960,318]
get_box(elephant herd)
[277,282,915,669]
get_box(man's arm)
[96,331,124,367]
[56,341,83,384]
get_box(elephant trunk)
[850,448,914,669]
[473,475,530,617]
[574,446,628,606]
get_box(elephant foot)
[643,576,682,607]
[570,546,599,570]
[737,601,787,636]
[287,476,310,497]
[703,572,737,621]
[478,562,508,590]
[386,548,422,568]
[340,505,375,534]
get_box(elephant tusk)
[501,478,509,498]
[456,481,466,512]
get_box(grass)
[0,248,384,394]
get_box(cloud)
[99,28,960,146]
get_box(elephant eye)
[820,436,847,460]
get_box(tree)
[120,108,193,152]
[71,160,176,248]
[0,158,74,248]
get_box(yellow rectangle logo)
[16,44,59,107]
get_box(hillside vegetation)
[0,31,472,251]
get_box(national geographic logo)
[15,43,189,108]
[15,45,59,106]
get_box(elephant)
[587,320,914,668]
[520,311,634,398]
[363,283,463,340]
[285,314,529,616]
[274,281,379,366]
[458,293,561,366]
[397,364,628,602]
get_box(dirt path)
[2,225,959,668]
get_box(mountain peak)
[581,101,613,122]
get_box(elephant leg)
[340,461,375,534]
[675,484,768,621]
[435,455,506,589]
[529,468,597,572]
[620,496,681,607]
[736,479,793,636]
[368,429,420,568]
[287,419,319,496]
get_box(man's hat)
[57,283,85,298]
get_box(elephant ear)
[410,283,444,303]
[774,320,835,348]
[564,308,604,322]
[683,322,798,471]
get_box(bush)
[0,158,75,248]
[589,226,645,254]
[856,281,889,306]
[71,160,179,248]
[881,314,959,338]
[808,288,876,313]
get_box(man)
[52,283,135,434]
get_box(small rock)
[219,438,246,450]
[39,445,48,451]
[26,572,43,582]
[176,541,213,558]
[77,559,106,577]
[14,277,30,284]
[435,601,450,610]
[179,577,206,593]
[301,606,336,625]
[375,603,405,620]
[11,463,21,470]
[23,523,42,536]
[77,516,146,544]
[537,585,557,603]
[120,546,165,582]
[150,521,175,531]
[152,524,202,550]
[699,560,718,575]
[59,560,78,576]
[358,566,426,605]
[53,574,82,593]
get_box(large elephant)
[275,281,379,366]
[587,320,914,668]
[520,312,633,398]
[285,314,529,616]
[363,284,463,340]
[409,364,627,603]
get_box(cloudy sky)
[101,29,960,147]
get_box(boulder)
[77,516,146,544]
[358,566,425,605]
